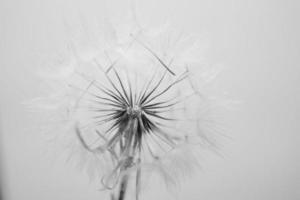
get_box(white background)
[0,0,299,200]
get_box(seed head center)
[127,105,142,118]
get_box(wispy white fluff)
[30,16,224,200]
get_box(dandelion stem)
[118,174,129,200]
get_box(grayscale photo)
[0,0,299,200]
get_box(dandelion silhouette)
[34,20,220,200]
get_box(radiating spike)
[144,72,189,105]
[140,70,167,105]
[135,38,176,76]
[94,59,130,106]
[113,69,131,106]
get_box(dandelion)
[34,19,221,200]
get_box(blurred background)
[0,0,299,199]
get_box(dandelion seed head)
[32,17,224,198]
